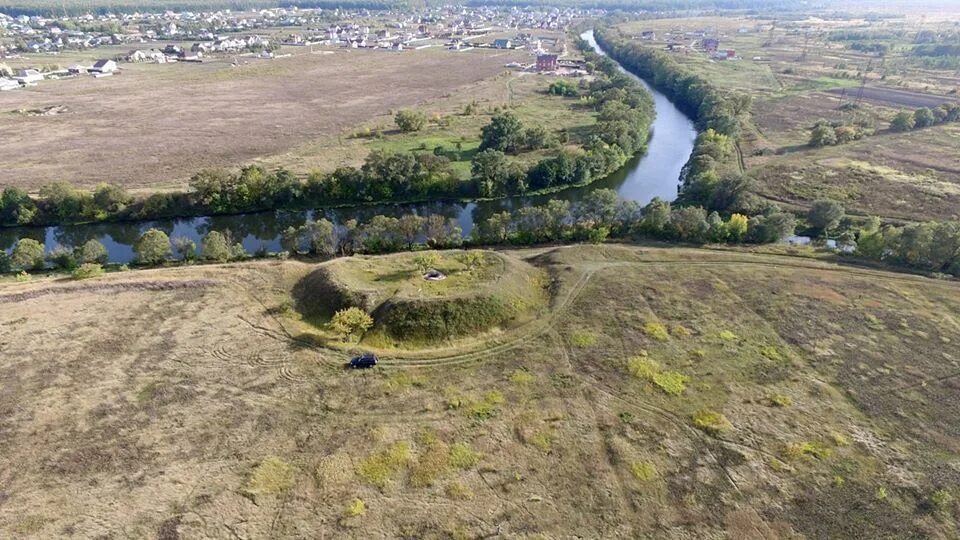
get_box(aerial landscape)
[1,0,960,538]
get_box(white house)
[90,59,118,73]
[12,69,43,84]
[0,78,20,91]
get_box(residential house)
[90,59,117,73]
[492,38,512,49]
[702,38,720,52]
[12,68,43,83]
[536,53,558,71]
[640,30,655,40]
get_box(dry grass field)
[0,47,525,192]
[1,244,959,538]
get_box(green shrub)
[244,456,296,496]
[652,371,688,396]
[629,462,658,481]
[569,330,597,347]
[449,443,479,469]
[783,441,833,461]
[627,356,659,379]
[345,498,366,517]
[770,394,792,407]
[628,356,687,395]
[642,322,669,341]
[72,263,104,280]
[719,330,738,341]
[357,442,411,489]
[529,430,554,452]
[509,369,535,385]
[931,489,953,513]
[692,409,731,435]
[410,439,450,488]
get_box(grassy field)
[0,45,526,192]
[616,14,960,222]
[1,243,959,537]
[259,70,598,180]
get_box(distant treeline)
[0,52,654,229]
[0,0,394,17]
[593,25,756,215]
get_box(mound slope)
[295,250,548,344]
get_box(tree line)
[0,189,799,274]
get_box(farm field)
[0,45,526,192]
[1,244,959,538]
[615,15,960,222]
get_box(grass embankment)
[293,249,549,347]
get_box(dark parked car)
[349,352,378,369]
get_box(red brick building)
[536,54,558,71]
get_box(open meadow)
[1,244,959,538]
[0,46,525,192]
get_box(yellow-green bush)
[642,322,670,341]
[692,409,731,435]
[357,442,412,488]
[244,456,296,496]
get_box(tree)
[808,199,845,236]
[330,307,374,341]
[480,112,525,153]
[524,126,551,149]
[913,107,936,128]
[76,239,108,264]
[0,187,37,225]
[46,247,77,270]
[471,149,510,197]
[92,183,132,215]
[890,111,916,132]
[726,213,749,242]
[397,214,426,249]
[394,109,427,132]
[856,216,885,259]
[135,228,171,264]
[809,124,837,147]
[173,236,197,261]
[11,238,45,270]
[201,231,231,262]
[306,219,337,256]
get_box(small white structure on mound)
[423,269,446,281]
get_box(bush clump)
[244,456,296,496]
[642,322,670,341]
[72,263,104,280]
[627,356,687,396]
[629,462,658,481]
[357,442,412,489]
[692,409,731,435]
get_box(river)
[0,31,697,264]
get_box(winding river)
[0,31,696,264]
